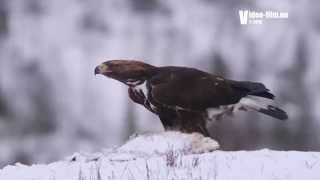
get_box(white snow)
[70,131,220,162]
[1,132,320,180]
[118,131,219,155]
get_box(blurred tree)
[210,53,229,77]
[122,101,137,141]
[20,61,57,135]
[23,0,45,16]
[234,39,262,150]
[0,0,8,119]
[207,52,236,150]
[0,88,9,118]
[130,0,159,13]
[13,150,31,166]
[276,32,314,150]
[0,0,8,37]
[129,0,170,15]
[80,11,109,34]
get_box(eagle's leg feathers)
[206,107,231,121]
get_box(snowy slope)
[1,132,319,180]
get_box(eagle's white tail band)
[238,95,288,120]
[239,95,274,112]
[207,96,273,118]
[206,95,287,121]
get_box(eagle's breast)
[133,80,148,96]
[131,80,158,112]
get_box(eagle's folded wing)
[149,71,240,111]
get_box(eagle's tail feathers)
[239,95,288,120]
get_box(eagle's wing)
[148,68,240,111]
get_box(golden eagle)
[95,60,288,136]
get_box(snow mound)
[69,131,219,162]
[119,131,219,155]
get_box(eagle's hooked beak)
[94,63,110,75]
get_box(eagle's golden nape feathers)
[94,60,154,75]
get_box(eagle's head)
[95,60,156,86]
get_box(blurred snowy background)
[0,0,319,167]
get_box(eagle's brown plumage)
[95,60,288,136]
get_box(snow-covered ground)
[0,132,319,180]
